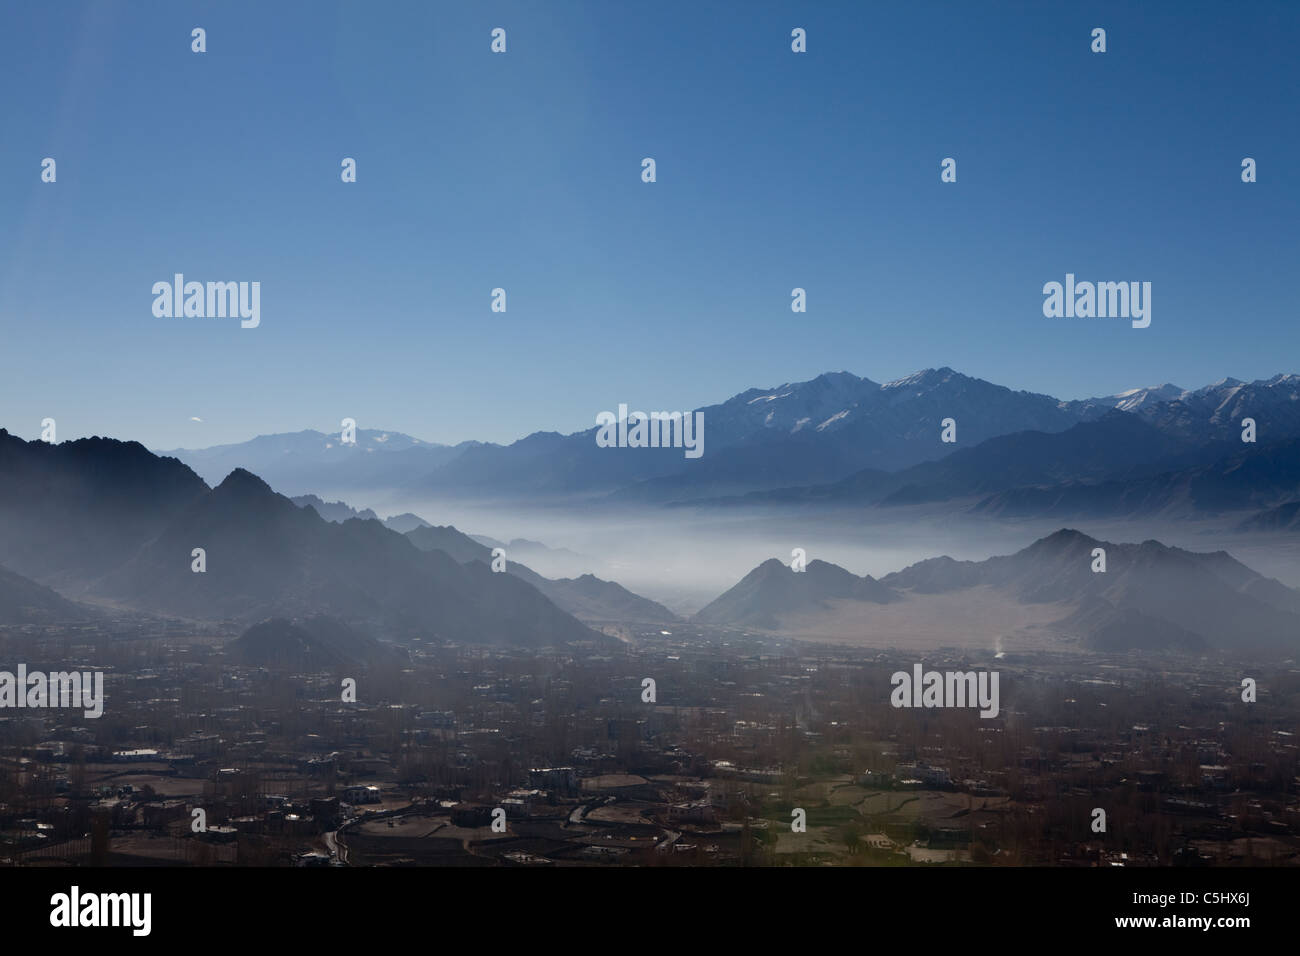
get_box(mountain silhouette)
[152,369,1300,506]
[0,428,208,585]
[291,494,379,523]
[227,615,398,669]
[699,530,1300,654]
[695,557,896,629]
[974,436,1300,518]
[0,430,600,647]
[402,523,677,624]
[879,529,1300,652]
[0,561,91,624]
[94,468,599,645]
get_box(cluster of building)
[1,618,1297,866]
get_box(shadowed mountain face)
[515,572,679,625]
[94,468,599,646]
[430,368,1104,501]
[405,524,491,564]
[0,562,92,624]
[1238,500,1300,532]
[227,615,399,670]
[732,411,1196,508]
[961,378,1300,518]
[875,412,1196,505]
[288,494,677,624]
[0,428,209,584]
[974,437,1300,518]
[699,530,1300,655]
[880,529,1300,653]
[1056,599,1207,653]
[699,381,1300,513]
[694,558,896,630]
[0,430,599,647]
[229,618,341,669]
[401,524,678,624]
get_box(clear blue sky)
[2,0,1297,449]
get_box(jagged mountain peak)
[214,467,275,496]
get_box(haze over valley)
[4,366,1298,655]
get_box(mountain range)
[156,370,1300,516]
[2,422,1295,657]
[0,430,601,648]
[710,374,1300,516]
[286,496,675,624]
[698,529,1300,655]
[973,435,1300,518]
[398,520,677,625]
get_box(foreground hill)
[94,468,599,646]
[227,616,401,670]
[0,430,601,646]
[0,428,208,584]
[0,562,93,624]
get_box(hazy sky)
[2,0,1297,449]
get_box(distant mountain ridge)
[159,428,470,495]
[729,410,1195,508]
[693,374,1300,515]
[974,436,1300,518]
[291,494,380,523]
[152,370,1300,506]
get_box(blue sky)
[2,0,1297,449]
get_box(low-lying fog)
[308,487,1300,617]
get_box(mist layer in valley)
[297,487,1300,623]
[7,366,1299,660]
